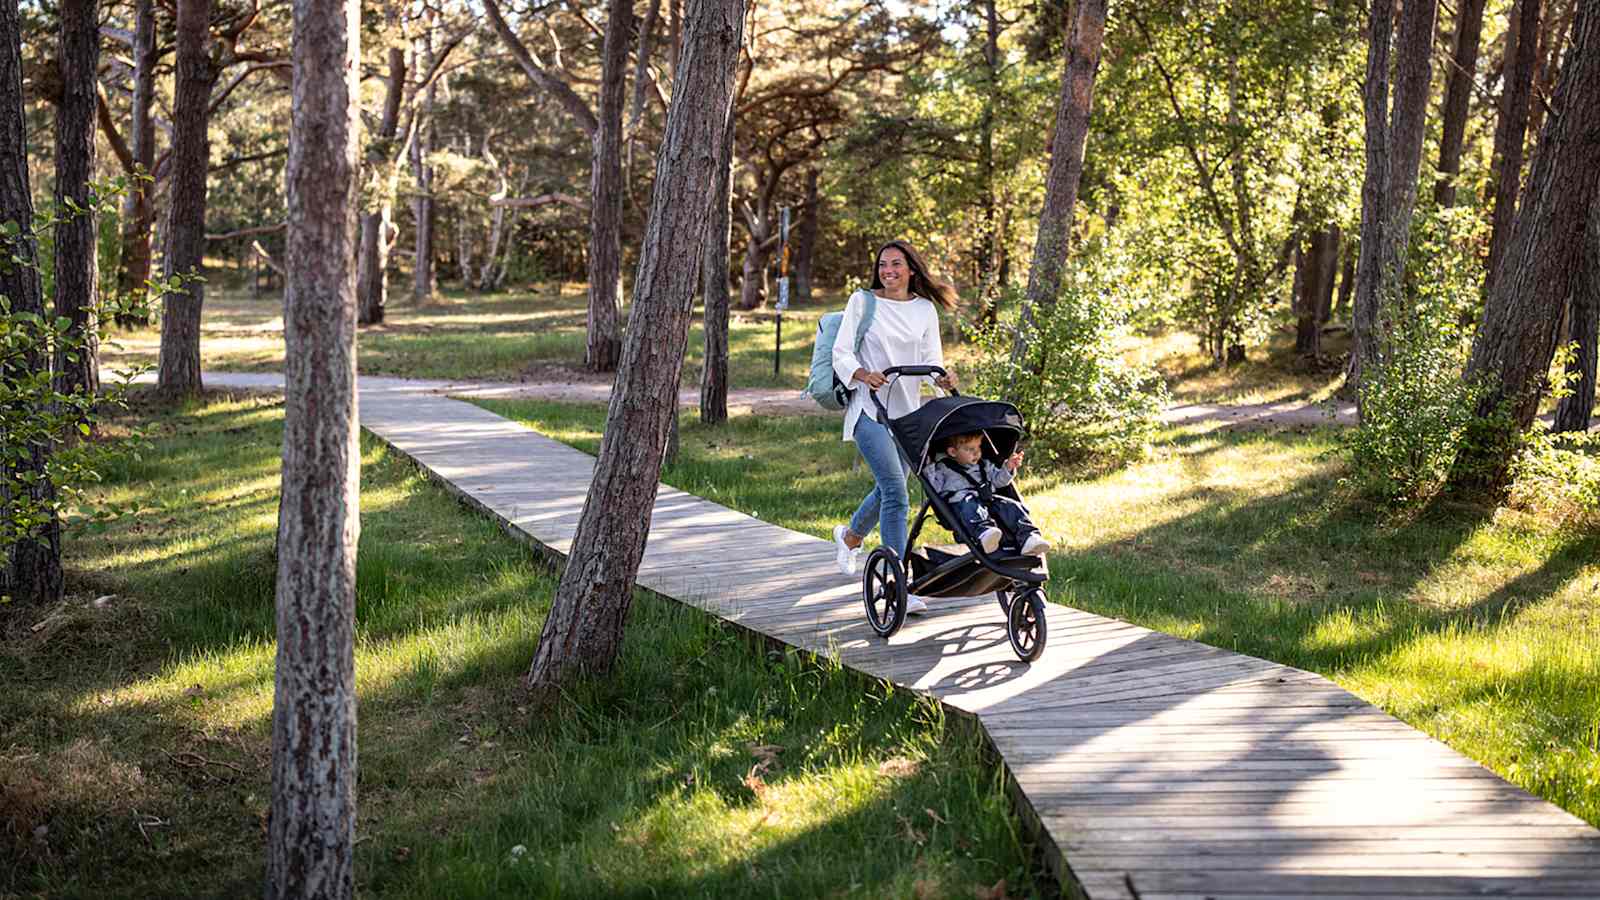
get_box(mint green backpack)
[807,290,878,411]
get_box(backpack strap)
[853,289,877,353]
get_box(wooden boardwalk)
[224,374,1600,899]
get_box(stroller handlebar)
[866,365,957,419]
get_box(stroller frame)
[857,365,1049,661]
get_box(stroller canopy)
[889,394,1027,475]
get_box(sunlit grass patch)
[2,395,1034,898]
[480,398,1600,829]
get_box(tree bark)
[738,232,774,309]
[1485,0,1544,296]
[410,40,438,307]
[977,0,1001,317]
[1461,0,1600,484]
[114,0,157,325]
[585,0,629,372]
[1009,0,1107,379]
[1295,228,1338,357]
[1316,225,1341,327]
[53,0,99,401]
[266,0,360,895]
[1334,238,1356,320]
[1347,0,1439,399]
[1435,0,1488,207]
[700,117,733,424]
[793,167,818,304]
[157,0,217,401]
[1,0,63,612]
[1554,195,1599,432]
[526,0,743,694]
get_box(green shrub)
[1342,208,1484,505]
[969,253,1167,467]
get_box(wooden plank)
[1074,871,1600,897]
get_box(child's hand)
[1005,450,1024,472]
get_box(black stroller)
[859,365,1049,662]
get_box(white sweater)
[831,289,944,442]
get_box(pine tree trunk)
[410,80,438,305]
[1434,0,1488,207]
[738,235,771,310]
[526,0,743,694]
[1485,0,1543,296]
[585,0,628,372]
[115,0,156,325]
[1554,195,1599,433]
[53,0,99,401]
[1,0,63,612]
[1009,0,1107,380]
[266,0,361,894]
[977,0,1001,315]
[358,34,406,326]
[157,0,217,401]
[1334,239,1356,320]
[1461,0,1600,484]
[793,168,818,304]
[1315,225,1341,327]
[700,119,733,425]
[1347,0,1439,399]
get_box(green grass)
[100,285,841,389]
[475,398,1600,829]
[0,393,1039,898]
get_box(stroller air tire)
[862,548,907,638]
[1007,587,1047,662]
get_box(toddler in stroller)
[855,365,1051,661]
[926,432,1052,558]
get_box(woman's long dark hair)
[870,240,960,311]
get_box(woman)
[831,240,960,616]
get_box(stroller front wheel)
[1007,587,1048,662]
[862,548,907,638]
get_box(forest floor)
[100,282,1361,418]
[1,392,1041,898]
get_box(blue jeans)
[848,414,911,557]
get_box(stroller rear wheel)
[1007,587,1047,662]
[862,548,907,638]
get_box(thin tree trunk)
[1295,230,1338,357]
[1334,238,1356,320]
[1,0,63,612]
[1461,0,1600,485]
[265,0,360,895]
[738,234,773,309]
[585,0,629,372]
[793,167,818,304]
[700,118,733,424]
[525,0,744,694]
[358,23,406,325]
[1435,0,1488,207]
[1316,225,1341,327]
[1526,0,1575,159]
[1485,0,1544,296]
[1554,195,1599,432]
[411,75,438,305]
[157,0,217,401]
[977,0,1001,318]
[115,0,156,325]
[1008,0,1107,380]
[1347,0,1439,399]
[53,0,99,401]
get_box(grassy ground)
[100,281,1358,404]
[475,399,1600,830]
[100,284,843,390]
[0,394,1040,898]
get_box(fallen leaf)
[973,878,1008,900]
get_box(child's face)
[949,436,983,466]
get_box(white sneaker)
[1020,533,1052,556]
[833,525,859,576]
[977,527,1003,554]
[905,594,929,616]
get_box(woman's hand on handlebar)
[934,371,958,391]
[853,368,889,389]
